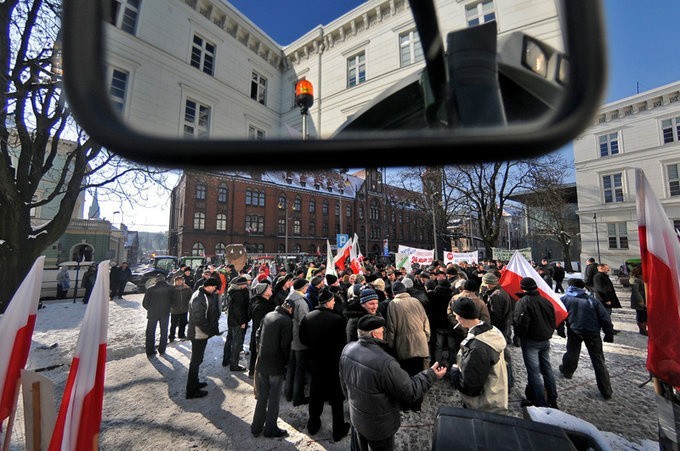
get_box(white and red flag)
[333,236,353,272]
[499,251,568,326]
[0,256,45,425]
[350,233,364,274]
[49,260,110,451]
[635,169,680,386]
[325,240,337,278]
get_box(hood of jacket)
[470,323,507,354]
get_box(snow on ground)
[6,280,663,450]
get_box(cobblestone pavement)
[13,279,659,450]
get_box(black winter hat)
[203,278,220,287]
[357,315,385,332]
[451,297,479,320]
[293,278,310,290]
[311,275,325,287]
[392,281,407,294]
[318,288,334,304]
[326,274,338,285]
[519,277,538,291]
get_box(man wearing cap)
[449,297,508,413]
[251,298,295,438]
[222,276,250,371]
[325,273,348,315]
[558,278,614,400]
[285,278,311,406]
[480,271,515,389]
[345,288,382,342]
[248,281,275,378]
[142,275,174,357]
[186,277,221,399]
[513,277,558,408]
[300,288,351,442]
[193,269,213,291]
[340,315,447,450]
[271,273,294,306]
[306,275,325,311]
[169,275,192,342]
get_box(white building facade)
[573,81,680,268]
[105,0,563,140]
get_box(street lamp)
[430,192,439,260]
[278,200,289,253]
[295,80,313,140]
[593,212,601,263]
[113,211,123,263]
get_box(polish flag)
[350,233,363,275]
[0,256,45,424]
[636,169,680,386]
[499,251,568,326]
[333,236,353,272]
[325,240,337,278]
[49,260,110,451]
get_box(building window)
[293,196,302,212]
[335,202,340,217]
[602,173,624,203]
[278,195,287,210]
[294,244,302,253]
[216,213,227,231]
[346,205,352,218]
[249,125,265,140]
[195,184,206,200]
[109,68,129,113]
[322,200,329,215]
[359,205,364,220]
[309,221,316,236]
[293,219,301,235]
[246,189,265,206]
[218,186,228,203]
[251,71,267,105]
[309,199,316,213]
[607,222,629,249]
[673,219,680,234]
[335,223,340,235]
[278,218,286,235]
[598,132,620,157]
[668,163,680,196]
[277,243,285,253]
[662,117,680,144]
[399,29,423,67]
[191,242,205,256]
[183,99,210,138]
[215,242,226,257]
[347,52,366,88]
[109,0,141,34]
[190,34,215,76]
[193,212,205,230]
[322,223,329,236]
[466,0,496,26]
[246,215,264,234]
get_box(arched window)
[293,196,302,211]
[218,185,228,203]
[191,242,205,256]
[258,191,265,207]
[293,219,301,235]
[193,212,205,230]
[335,202,340,216]
[278,194,287,209]
[359,206,364,219]
[346,205,351,218]
[294,244,302,253]
[246,189,254,206]
[309,199,316,213]
[278,218,286,235]
[216,213,227,231]
[246,215,264,233]
[322,200,329,214]
[195,183,206,200]
[277,243,285,252]
[215,242,226,256]
[309,221,316,236]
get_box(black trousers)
[308,369,345,435]
[186,339,207,395]
[350,426,394,451]
[169,313,188,339]
[561,332,612,397]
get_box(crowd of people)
[136,254,626,450]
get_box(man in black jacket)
[300,288,350,442]
[223,276,250,371]
[185,277,221,399]
[583,257,599,290]
[248,281,275,378]
[592,264,622,333]
[142,276,173,357]
[513,277,558,408]
[339,315,447,450]
[251,299,294,438]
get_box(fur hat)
[520,277,538,291]
[451,297,479,320]
[318,288,334,304]
[326,274,338,285]
[357,315,385,332]
[293,278,310,291]
[360,288,379,304]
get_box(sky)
[92,0,680,232]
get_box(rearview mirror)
[61,0,606,168]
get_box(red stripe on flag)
[0,314,36,422]
[500,269,568,326]
[49,357,80,451]
[76,343,107,451]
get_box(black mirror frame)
[62,0,606,169]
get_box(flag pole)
[1,384,20,451]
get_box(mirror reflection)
[104,0,566,140]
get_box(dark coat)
[300,306,347,400]
[560,286,613,336]
[483,285,514,342]
[339,337,437,441]
[343,299,383,342]
[592,272,622,309]
[513,290,556,341]
[255,306,293,375]
[227,285,251,326]
[584,263,599,288]
[187,287,221,340]
[249,294,276,339]
[142,280,173,319]
[427,284,453,331]
[552,265,566,283]
[170,284,192,314]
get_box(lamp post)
[430,192,439,261]
[507,218,512,250]
[113,211,123,263]
[593,212,601,263]
[278,200,289,254]
[295,80,314,141]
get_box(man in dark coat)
[251,298,294,438]
[81,264,97,304]
[248,281,275,378]
[583,257,599,290]
[480,272,515,389]
[169,275,192,342]
[299,288,350,442]
[552,262,566,293]
[223,276,250,371]
[186,278,221,399]
[512,277,558,408]
[111,261,132,299]
[271,273,293,306]
[339,316,447,450]
[591,263,622,332]
[427,279,454,366]
[142,276,174,356]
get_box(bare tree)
[0,0,170,311]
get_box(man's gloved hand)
[603,333,614,343]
